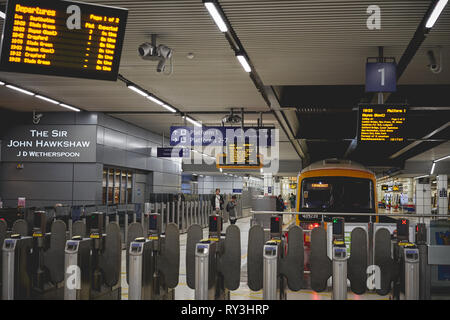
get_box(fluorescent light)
[127,85,148,97]
[60,103,81,112]
[36,95,59,105]
[434,155,450,163]
[0,11,5,19]
[431,162,436,175]
[147,95,164,105]
[161,104,177,113]
[219,168,223,173]
[236,54,251,72]
[204,1,228,32]
[426,0,448,28]
[0,81,5,85]
[184,116,202,127]
[6,84,34,96]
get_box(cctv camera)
[138,42,156,58]
[157,45,173,59]
[427,49,442,74]
[157,59,166,73]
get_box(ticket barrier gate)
[247,215,304,300]
[310,218,368,300]
[64,212,121,300]
[374,219,419,300]
[186,215,241,300]
[2,211,67,300]
[126,213,180,300]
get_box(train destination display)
[0,0,128,81]
[358,105,407,142]
[216,143,263,169]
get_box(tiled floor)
[120,216,390,300]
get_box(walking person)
[276,194,285,223]
[211,188,224,216]
[289,193,296,212]
[226,195,238,225]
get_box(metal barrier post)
[332,246,348,300]
[128,240,144,300]
[263,243,278,300]
[404,247,420,300]
[195,242,210,300]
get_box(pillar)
[437,175,448,215]
[415,177,431,215]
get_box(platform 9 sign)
[365,62,396,92]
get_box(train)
[295,158,383,230]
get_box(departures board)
[358,105,408,142]
[0,0,128,81]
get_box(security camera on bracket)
[138,34,174,75]
[427,47,443,74]
[221,108,242,125]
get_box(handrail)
[250,210,449,219]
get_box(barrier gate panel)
[280,225,304,291]
[186,224,203,289]
[218,225,241,291]
[72,221,86,238]
[12,220,28,237]
[43,220,67,284]
[374,228,396,296]
[0,219,6,285]
[99,222,122,287]
[158,223,180,289]
[310,227,331,292]
[347,227,368,295]
[247,224,265,291]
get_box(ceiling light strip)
[426,0,448,28]
[203,1,228,32]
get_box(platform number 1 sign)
[365,62,397,92]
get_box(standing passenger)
[226,195,238,225]
[211,188,224,216]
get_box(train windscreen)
[301,177,375,213]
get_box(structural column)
[415,178,431,215]
[437,175,448,215]
[264,173,273,196]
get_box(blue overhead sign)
[170,126,274,147]
[157,147,190,158]
[365,62,397,93]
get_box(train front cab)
[295,167,379,271]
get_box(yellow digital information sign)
[358,105,407,142]
[0,0,128,81]
[216,143,263,169]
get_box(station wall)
[197,175,244,195]
[0,111,181,208]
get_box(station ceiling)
[0,0,449,176]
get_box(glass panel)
[120,171,127,204]
[114,170,121,204]
[127,172,133,204]
[108,168,114,205]
[102,168,107,204]
[301,177,374,213]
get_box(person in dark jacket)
[226,195,238,225]
[276,195,285,212]
[211,188,224,212]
